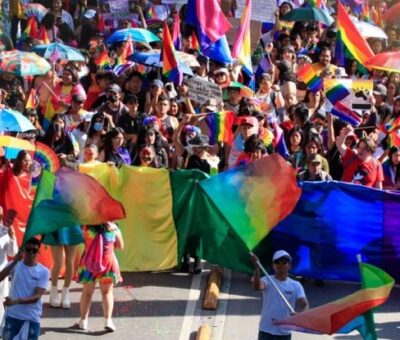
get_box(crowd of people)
[0,0,398,338]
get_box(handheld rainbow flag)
[232,0,252,75]
[161,21,183,85]
[330,102,362,126]
[275,262,394,336]
[21,16,39,41]
[337,1,374,65]
[191,31,200,52]
[25,88,38,110]
[361,0,371,22]
[325,83,351,104]
[204,111,235,145]
[38,26,50,44]
[95,48,111,69]
[148,5,157,19]
[172,12,182,50]
[383,116,400,147]
[24,168,126,242]
[297,64,322,92]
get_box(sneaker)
[104,319,116,332]
[61,287,70,309]
[78,319,88,330]
[49,285,60,308]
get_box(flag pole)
[251,252,296,315]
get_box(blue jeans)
[3,316,40,340]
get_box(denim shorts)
[3,316,40,340]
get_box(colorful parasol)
[364,51,400,73]
[0,50,51,76]
[34,43,85,62]
[105,28,160,44]
[34,142,60,173]
[0,107,36,132]
[282,7,334,26]
[0,136,35,152]
[22,3,48,22]
[223,81,254,99]
[381,2,400,22]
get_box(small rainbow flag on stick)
[204,111,235,145]
[96,48,110,69]
[331,102,362,126]
[25,88,38,109]
[297,64,322,92]
[161,21,183,85]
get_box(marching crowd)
[0,0,398,339]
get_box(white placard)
[236,0,276,23]
[188,78,222,105]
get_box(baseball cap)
[84,9,96,20]
[272,250,292,262]
[107,83,121,93]
[240,116,258,127]
[373,84,387,96]
[150,79,164,88]
[308,153,323,164]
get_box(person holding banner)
[252,251,308,340]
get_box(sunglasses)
[25,247,39,254]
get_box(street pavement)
[40,266,400,340]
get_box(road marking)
[178,271,203,340]
[212,268,232,340]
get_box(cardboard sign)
[235,0,276,23]
[188,78,222,105]
[226,18,262,52]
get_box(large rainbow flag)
[337,1,374,65]
[232,0,252,75]
[24,168,126,242]
[275,262,394,336]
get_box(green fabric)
[170,169,253,274]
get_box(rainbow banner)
[275,262,394,336]
[337,1,374,65]
[204,111,235,145]
[24,168,125,242]
[161,21,182,85]
[232,0,252,75]
[297,64,322,92]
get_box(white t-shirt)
[259,275,306,335]
[7,262,49,323]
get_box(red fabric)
[0,168,53,268]
[341,149,384,187]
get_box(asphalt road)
[39,266,400,340]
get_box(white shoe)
[49,285,60,308]
[78,319,88,330]
[104,319,116,332]
[61,287,70,309]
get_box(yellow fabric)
[11,0,24,18]
[78,163,178,271]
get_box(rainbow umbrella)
[223,81,254,99]
[22,3,48,22]
[0,136,35,152]
[282,7,334,26]
[0,50,51,76]
[34,43,85,62]
[0,107,36,132]
[382,2,400,22]
[365,51,400,73]
[105,28,160,44]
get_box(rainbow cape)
[161,21,182,85]
[275,262,394,336]
[297,64,322,92]
[337,1,374,65]
[232,0,252,75]
[24,168,126,242]
[204,111,235,145]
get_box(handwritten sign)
[188,77,222,105]
[235,0,276,23]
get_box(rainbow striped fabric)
[204,111,235,145]
[337,1,374,65]
[161,21,182,85]
[297,64,322,92]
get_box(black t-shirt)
[376,104,391,122]
[186,155,210,174]
[327,144,343,181]
[117,113,140,135]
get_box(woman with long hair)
[382,146,400,190]
[76,222,124,332]
[98,128,131,167]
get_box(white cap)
[84,9,96,19]
[272,250,292,262]
[84,111,95,122]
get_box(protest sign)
[235,0,276,23]
[188,77,222,105]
